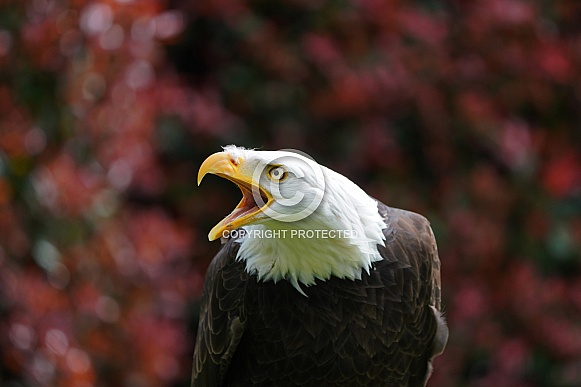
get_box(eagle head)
[198,145,386,294]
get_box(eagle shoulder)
[377,201,448,363]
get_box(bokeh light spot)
[107,160,133,191]
[33,239,60,271]
[31,352,55,382]
[125,60,155,90]
[9,324,35,350]
[45,329,68,356]
[95,296,120,323]
[80,3,113,36]
[153,11,184,40]
[66,348,92,374]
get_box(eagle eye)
[267,165,288,182]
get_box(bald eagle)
[193,146,447,386]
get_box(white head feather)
[222,146,386,295]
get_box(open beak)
[198,152,273,241]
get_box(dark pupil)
[273,169,280,177]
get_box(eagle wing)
[377,201,448,366]
[191,239,247,387]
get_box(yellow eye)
[267,165,288,182]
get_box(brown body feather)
[192,203,447,386]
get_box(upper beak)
[198,152,272,241]
[197,152,238,186]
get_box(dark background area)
[1,0,581,386]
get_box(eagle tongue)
[224,185,260,225]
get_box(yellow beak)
[198,152,272,241]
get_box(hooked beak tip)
[197,152,238,186]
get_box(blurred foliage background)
[1,0,581,386]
